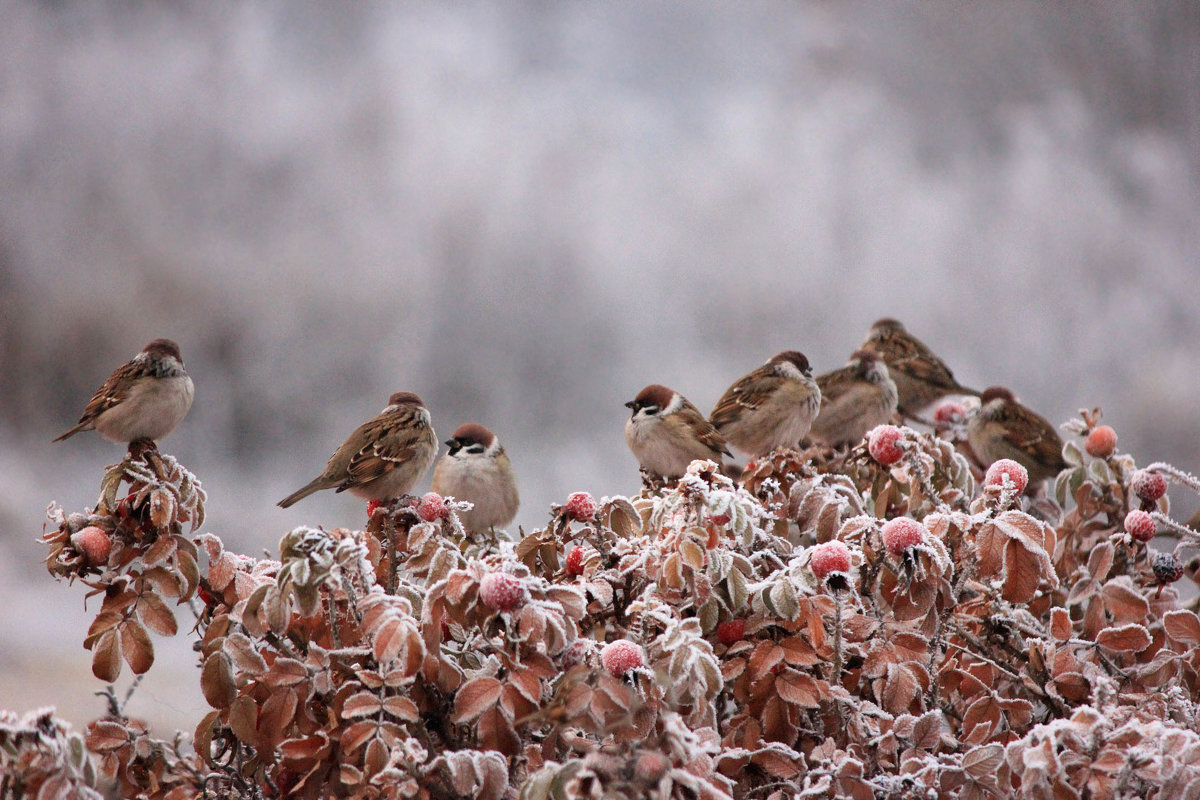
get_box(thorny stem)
[832,589,845,684]
[386,513,399,596]
[1143,462,1200,493]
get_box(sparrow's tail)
[278,478,329,508]
[52,423,88,443]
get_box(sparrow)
[625,384,731,480]
[860,318,979,417]
[431,423,520,534]
[809,350,899,448]
[278,391,438,508]
[709,350,821,458]
[53,338,194,444]
[966,386,1068,485]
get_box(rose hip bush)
[7,409,1200,799]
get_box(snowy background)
[2,1,1197,729]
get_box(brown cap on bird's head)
[446,422,496,449]
[979,386,1016,405]
[143,339,183,360]
[626,384,676,411]
[869,318,907,337]
[770,351,812,375]
[387,391,426,408]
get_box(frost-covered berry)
[716,619,746,646]
[71,526,112,567]
[881,517,926,557]
[1152,551,1185,585]
[1130,470,1167,503]
[933,401,967,425]
[868,425,905,466]
[1085,426,1118,458]
[565,546,586,576]
[367,499,383,517]
[634,751,670,782]
[985,459,1028,495]
[1124,510,1157,543]
[565,492,598,522]
[478,572,526,612]
[561,638,593,669]
[416,492,448,522]
[810,540,851,581]
[600,640,644,677]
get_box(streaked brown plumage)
[278,391,438,508]
[625,384,730,480]
[710,351,821,458]
[860,318,978,417]
[967,386,1067,486]
[810,350,899,448]
[53,338,194,444]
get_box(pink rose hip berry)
[600,640,644,677]
[478,572,527,612]
[565,546,586,576]
[416,492,448,522]
[565,492,598,521]
[933,401,967,425]
[868,425,905,466]
[881,517,926,556]
[716,619,746,646]
[367,499,383,517]
[985,459,1028,495]
[1124,510,1157,543]
[1085,425,1118,458]
[1130,470,1167,503]
[810,540,851,581]
[71,526,112,567]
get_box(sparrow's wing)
[995,404,1067,469]
[816,364,858,406]
[710,364,780,429]
[868,332,975,395]
[680,398,732,459]
[341,407,430,488]
[76,359,150,423]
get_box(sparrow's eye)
[643,405,660,416]
[466,444,486,455]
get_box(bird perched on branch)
[860,318,979,418]
[278,392,437,508]
[432,423,519,534]
[53,338,194,445]
[967,386,1067,486]
[625,384,730,481]
[709,350,821,458]
[810,350,899,448]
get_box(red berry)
[634,751,670,782]
[1085,426,1118,458]
[985,459,1028,495]
[1124,510,1156,543]
[600,640,644,677]
[933,401,967,425]
[716,619,746,646]
[810,540,851,581]
[71,526,112,567]
[416,492,448,522]
[478,572,527,612]
[565,492,598,522]
[367,499,383,517]
[1130,470,1167,503]
[868,425,905,466]
[565,546,586,576]
[881,517,926,556]
[561,639,592,668]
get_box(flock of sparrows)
[54,321,1069,533]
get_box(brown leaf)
[1101,580,1150,625]
[86,720,130,752]
[201,652,237,709]
[137,591,178,637]
[228,695,259,747]
[1164,610,1200,647]
[1049,608,1072,642]
[748,641,785,682]
[266,657,309,687]
[382,695,419,722]
[1087,542,1114,581]
[477,706,521,756]
[119,619,154,675]
[776,669,823,708]
[364,736,388,778]
[961,744,1004,780]
[339,720,378,755]
[881,663,920,716]
[1096,624,1151,653]
[257,689,298,751]
[452,677,503,723]
[92,629,122,682]
[342,691,384,719]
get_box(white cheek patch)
[662,393,684,415]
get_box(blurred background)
[2,1,1197,731]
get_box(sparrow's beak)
[443,439,456,448]
[624,401,636,409]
